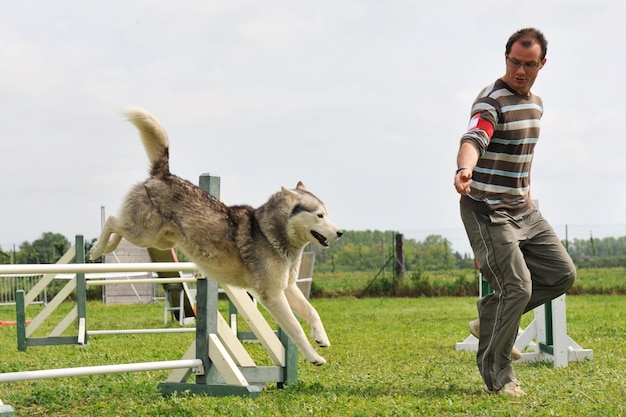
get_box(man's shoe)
[484,380,526,397]
[469,319,480,339]
[500,380,526,397]
[469,319,522,360]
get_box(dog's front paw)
[311,327,330,348]
[303,348,327,366]
[315,338,330,348]
[310,355,327,366]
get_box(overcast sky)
[1,1,625,255]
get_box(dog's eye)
[317,213,324,219]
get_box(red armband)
[468,114,494,138]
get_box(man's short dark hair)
[506,28,548,60]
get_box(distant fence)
[0,274,48,306]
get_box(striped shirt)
[460,78,543,215]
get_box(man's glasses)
[506,57,541,71]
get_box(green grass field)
[0,296,625,416]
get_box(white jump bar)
[87,277,198,286]
[88,328,196,335]
[0,359,203,383]
[0,262,198,275]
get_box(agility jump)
[0,174,311,398]
[0,247,298,397]
[1,251,300,395]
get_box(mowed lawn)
[0,295,624,416]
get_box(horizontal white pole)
[0,262,198,275]
[55,272,150,279]
[87,277,197,286]
[0,359,203,383]
[88,328,196,335]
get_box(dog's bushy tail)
[125,107,170,177]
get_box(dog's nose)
[336,231,343,238]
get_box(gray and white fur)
[90,107,343,365]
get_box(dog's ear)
[281,186,299,201]
[295,181,306,191]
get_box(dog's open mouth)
[311,230,329,247]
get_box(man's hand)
[454,168,472,195]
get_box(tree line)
[306,230,626,272]
[308,230,474,273]
[2,230,625,270]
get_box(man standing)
[453,28,576,397]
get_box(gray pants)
[460,205,576,391]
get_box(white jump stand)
[0,399,15,417]
[513,295,593,366]
[456,276,593,367]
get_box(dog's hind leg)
[89,216,123,259]
[285,283,330,348]
[101,233,123,254]
[258,291,327,366]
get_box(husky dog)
[90,108,342,365]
